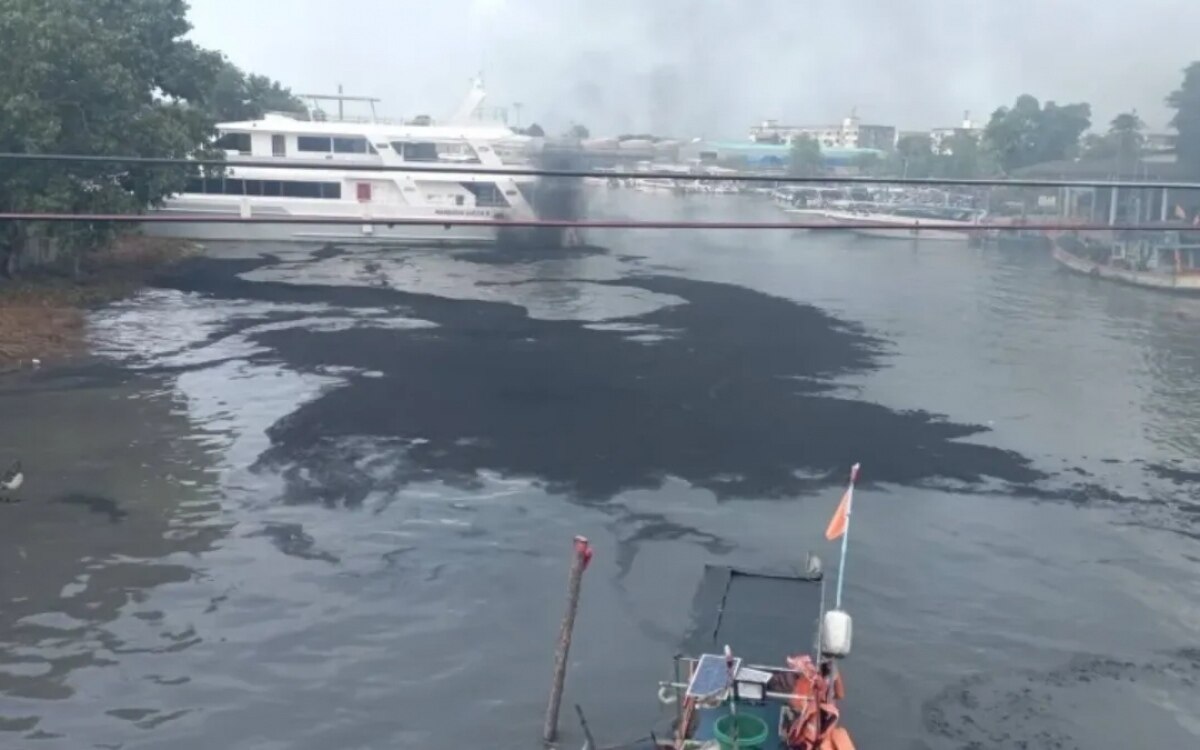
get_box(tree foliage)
[888,132,995,179]
[207,58,307,122]
[0,0,226,271]
[513,123,546,137]
[983,95,1091,172]
[893,134,936,177]
[1168,62,1200,176]
[851,152,883,176]
[939,131,998,179]
[0,0,304,273]
[1081,111,1145,164]
[788,135,822,176]
[567,123,590,139]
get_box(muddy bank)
[0,236,196,368]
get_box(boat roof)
[217,114,517,141]
[683,565,824,665]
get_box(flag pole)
[834,463,860,610]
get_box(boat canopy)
[683,566,824,666]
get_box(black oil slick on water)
[1,194,1199,749]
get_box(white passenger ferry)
[149,81,540,244]
[820,205,985,242]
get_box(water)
[2,192,1199,749]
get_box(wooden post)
[543,536,593,744]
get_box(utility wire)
[0,212,1182,232]
[0,152,1196,191]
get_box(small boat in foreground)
[634,466,863,750]
[646,563,855,750]
[549,469,864,750]
[1053,234,1200,293]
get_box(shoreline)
[0,235,199,370]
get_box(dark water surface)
[2,193,1199,749]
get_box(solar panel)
[735,666,772,685]
[686,653,741,698]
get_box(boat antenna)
[724,644,738,744]
[825,463,861,610]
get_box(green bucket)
[713,713,770,750]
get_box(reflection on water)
[0,371,223,738]
[239,246,687,322]
[0,194,1198,748]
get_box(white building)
[749,112,896,152]
[929,112,979,155]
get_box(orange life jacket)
[784,656,850,750]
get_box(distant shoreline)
[0,236,198,370]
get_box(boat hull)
[1053,245,1200,293]
[853,226,968,242]
[144,204,498,245]
[784,208,833,230]
[820,210,973,242]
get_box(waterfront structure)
[749,112,895,152]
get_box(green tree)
[525,123,546,137]
[892,134,936,177]
[567,123,590,139]
[0,0,228,274]
[1167,62,1200,176]
[207,58,306,122]
[1082,111,1144,164]
[1080,132,1115,160]
[851,151,883,176]
[1036,101,1092,162]
[788,135,823,176]
[937,132,994,179]
[984,94,1091,172]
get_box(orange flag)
[825,487,852,540]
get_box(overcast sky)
[187,0,1197,138]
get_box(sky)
[186,0,1198,139]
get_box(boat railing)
[308,114,409,125]
[657,679,800,706]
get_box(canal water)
[1,192,1198,749]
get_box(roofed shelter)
[1011,156,1200,226]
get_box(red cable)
[0,212,1181,232]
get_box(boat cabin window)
[333,137,372,154]
[298,136,377,155]
[216,132,252,155]
[392,141,439,162]
[462,182,509,208]
[283,181,321,198]
[298,136,333,153]
[185,177,341,199]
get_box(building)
[749,112,896,152]
[929,112,980,155]
[569,136,682,166]
[1011,156,1192,224]
[683,140,887,170]
[1144,132,1178,156]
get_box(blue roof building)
[689,140,887,168]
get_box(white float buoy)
[821,609,853,658]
